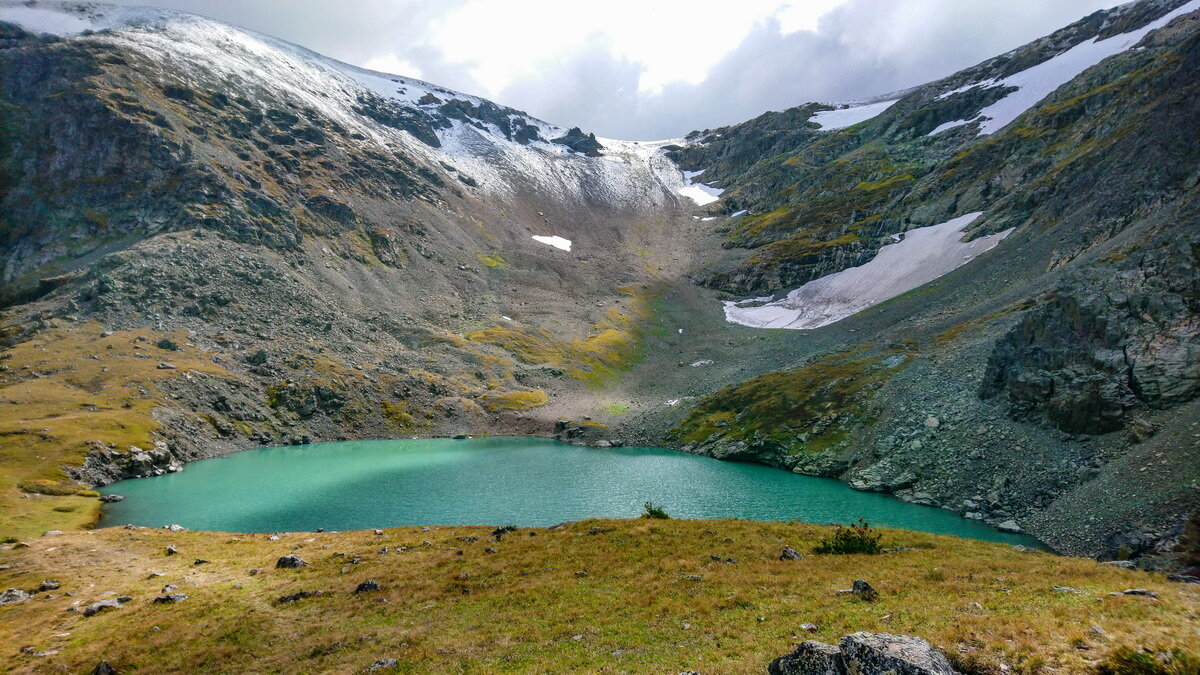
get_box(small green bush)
[641,501,670,519]
[813,519,883,555]
[1094,646,1200,674]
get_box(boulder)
[37,580,61,592]
[354,580,381,594]
[0,588,31,605]
[769,640,843,674]
[837,579,878,601]
[91,662,118,675]
[368,659,399,671]
[82,597,129,617]
[152,593,187,604]
[840,632,959,674]
[779,547,804,561]
[770,633,959,674]
[275,554,308,569]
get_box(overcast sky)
[105,0,1126,139]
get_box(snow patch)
[531,235,572,252]
[723,213,1012,330]
[810,99,898,130]
[677,169,724,206]
[927,118,976,137]
[937,1,1200,136]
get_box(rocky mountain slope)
[0,0,1197,565]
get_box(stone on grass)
[37,580,61,592]
[355,580,381,594]
[837,579,878,601]
[769,640,843,674]
[275,554,308,569]
[82,597,128,617]
[840,632,959,674]
[367,659,399,671]
[770,633,959,675]
[152,593,187,604]
[779,547,803,561]
[91,662,118,675]
[0,588,31,605]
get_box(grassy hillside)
[1,520,1197,673]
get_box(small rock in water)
[275,554,308,569]
[100,495,124,503]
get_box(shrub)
[1094,646,1200,674]
[641,501,670,519]
[1175,513,1200,574]
[813,519,883,555]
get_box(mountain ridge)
[0,0,1197,565]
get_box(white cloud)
[98,0,1129,138]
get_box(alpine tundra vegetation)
[0,0,1198,672]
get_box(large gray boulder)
[839,633,958,675]
[769,640,843,674]
[768,633,959,674]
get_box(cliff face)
[1,1,1198,559]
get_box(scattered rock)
[152,593,187,604]
[91,662,118,675]
[165,546,178,556]
[801,623,820,633]
[355,580,381,594]
[99,494,124,503]
[772,633,959,674]
[840,632,959,674]
[164,524,187,532]
[276,554,308,569]
[278,590,325,603]
[367,659,399,671]
[1111,588,1158,598]
[780,547,804,561]
[156,362,177,370]
[1099,560,1136,569]
[837,579,878,601]
[193,559,209,565]
[0,589,31,605]
[924,417,941,428]
[484,547,498,554]
[82,597,129,617]
[37,580,61,592]
[996,520,1022,533]
[1053,585,1084,595]
[42,530,63,537]
[374,530,384,536]
[769,640,843,674]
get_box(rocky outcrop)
[981,238,1200,434]
[770,633,959,675]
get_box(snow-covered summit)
[0,0,687,207]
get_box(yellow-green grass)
[0,520,1196,673]
[0,322,228,540]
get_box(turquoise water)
[99,437,1041,546]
